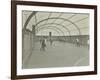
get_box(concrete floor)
[22,41,89,69]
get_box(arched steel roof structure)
[36,23,70,36]
[36,25,65,36]
[22,11,89,36]
[35,17,81,35]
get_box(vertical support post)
[32,25,36,36]
[49,32,52,40]
[22,28,25,67]
[32,25,36,49]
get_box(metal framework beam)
[37,26,65,36]
[45,12,52,24]
[51,12,63,23]
[37,27,61,36]
[35,23,71,36]
[59,14,76,24]
[35,17,81,35]
[24,11,37,29]
[65,17,88,27]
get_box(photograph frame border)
[11,1,97,80]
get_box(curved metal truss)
[36,23,70,36]
[36,25,65,36]
[35,17,81,35]
[23,11,88,36]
